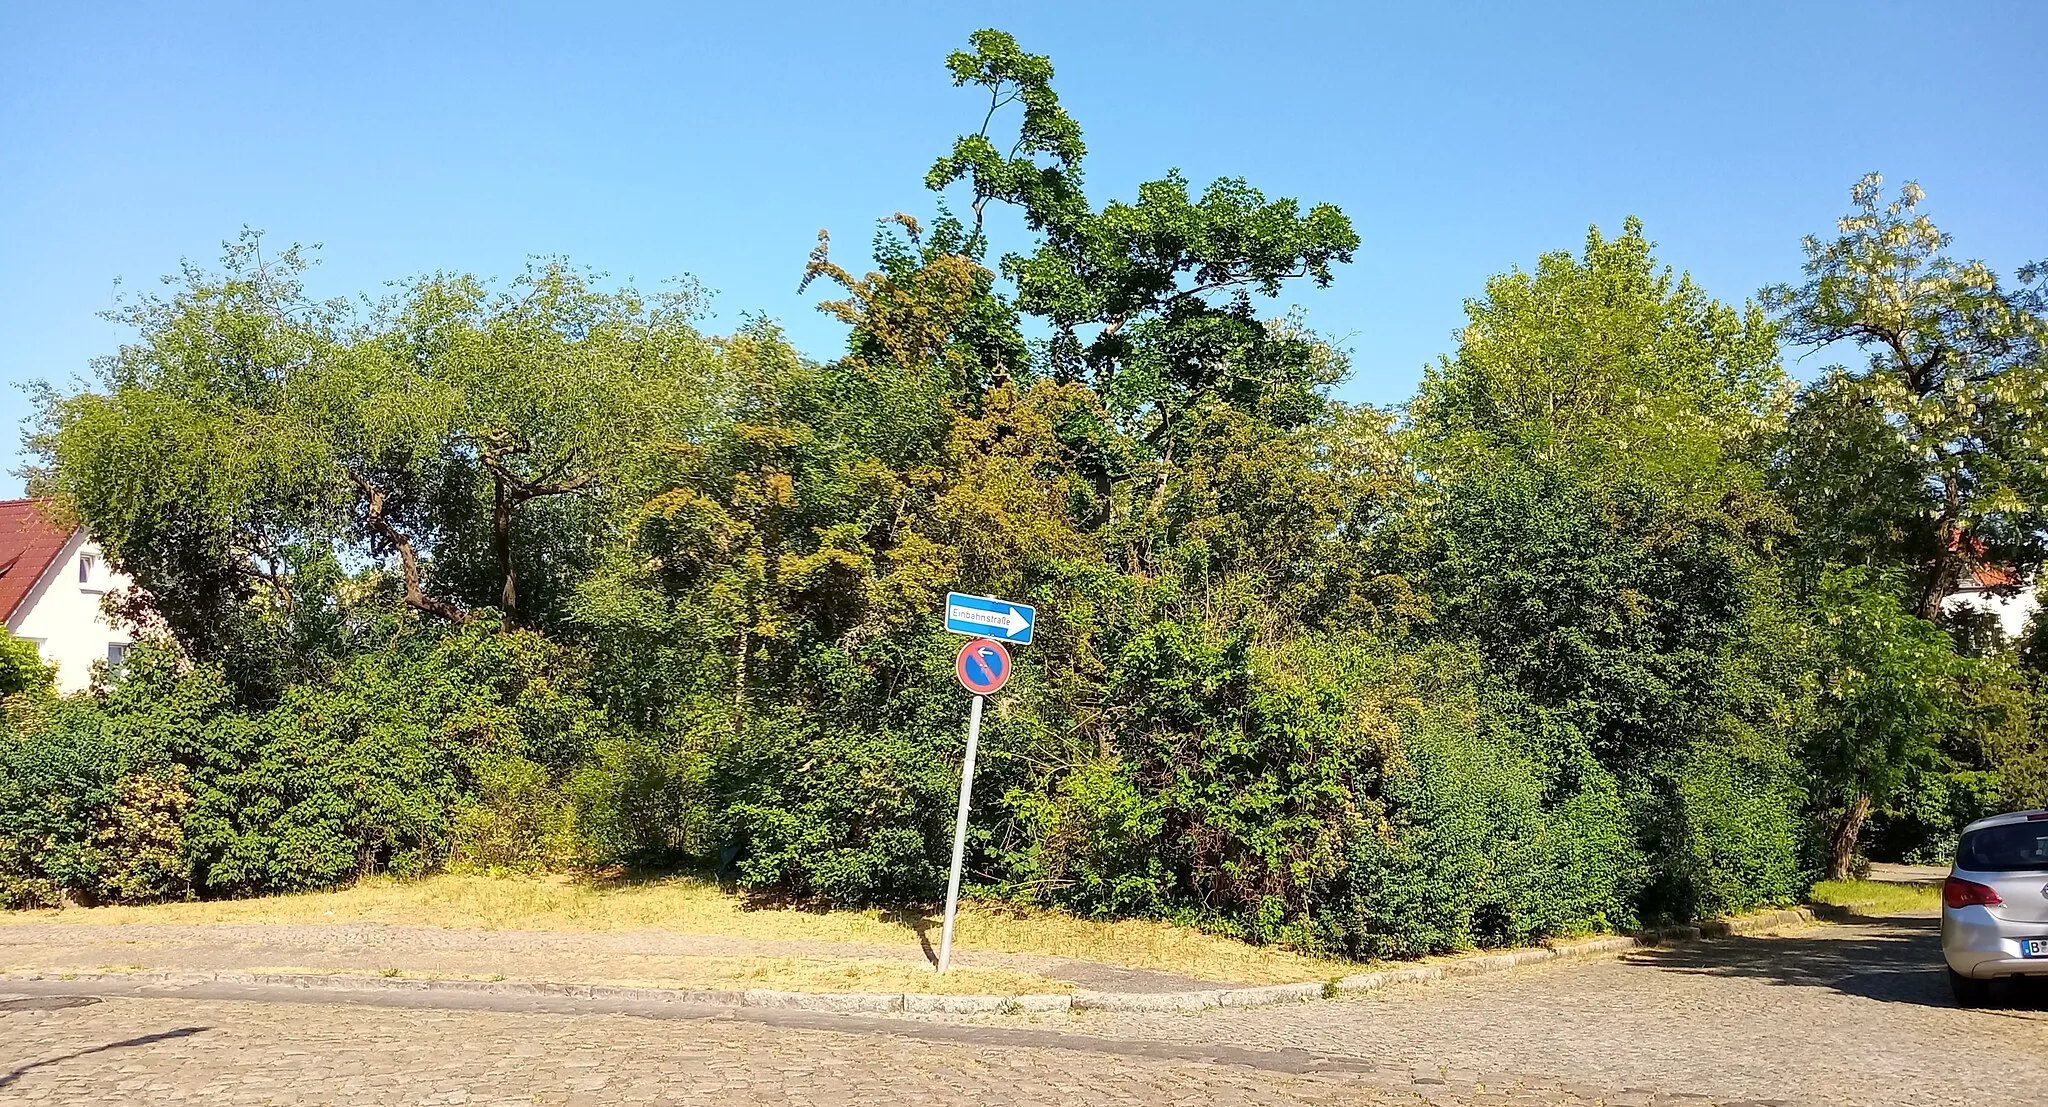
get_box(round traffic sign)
[955,637,1012,696]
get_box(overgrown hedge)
[0,622,1808,959]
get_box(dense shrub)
[1647,736,1807,918]
[448,754,576,872]
[711,643,980,904]
[0,628,630,904]
[0,691,188,907]
[996,633,1647,957]
[0,629,54,698]
[564,727,713,869]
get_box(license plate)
[2024,939,2048,958]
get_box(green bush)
[1651,736,1806,919]
[0,627,628,904]
[714,710,962,904]
[0,664,194,907]
[449,755,576,872]
[0,628,54,698]
[995,630,1646,957]
[1004,756,1170,916]
[1335,700,1640,957]
[565,723,714,869]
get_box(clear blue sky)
[4,2,2043,492]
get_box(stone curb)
[0,969,1078,1016]
[0,905,1818,1018]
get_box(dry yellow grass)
[3,873,1341,986]
[227,958,1069,995]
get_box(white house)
[1943,563,2040,642]
[0,498,134,693]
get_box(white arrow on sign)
[947,602,1029,637]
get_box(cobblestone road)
[0,913,2038,1105]
[1035,914,2048,1107]
[0,994,1614,1106]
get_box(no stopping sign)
[955,637,1011,695]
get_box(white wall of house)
[6,530,134,694]
[1944,585,2040,641]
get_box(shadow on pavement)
[0,1025,210,1090]
[1636,914,2048,1011]
[876,906,941,966]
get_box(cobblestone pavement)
[0,993,1621,1105]
[0,920,1229,993]
[0,913,2038,1105]
[1017,914,2048,1107]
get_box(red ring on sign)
[955,637,1011,695]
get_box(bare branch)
[346,469,469,623]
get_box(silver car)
[1942,809,2048,1006]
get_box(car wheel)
[1949,968,1993,1007]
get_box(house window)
[79,555,93,583]
[107,643,128,667]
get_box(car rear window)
[1958,822,2048,873]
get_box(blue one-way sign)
[944,592,1035,645]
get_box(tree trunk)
[1919,474,1963,622]
[493,474,518,630]
[478,436,591,634]
[732,622,750,725]
[347,471,468,624]
[1920,563,1954,622]
[1827,789,1872,881]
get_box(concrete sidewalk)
[1865,862,1947,884]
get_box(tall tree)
[1766,174,2048,620]
[1804,568,1963,879]
[388,262,715,630]
[1406,220,1812,921]
[923,29,1361,576]
[27,233,380,691]
[30,236,718,696]
[1414,217,1785,495]
[1411,220,1797,774]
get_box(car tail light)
[1944,876,2004,909]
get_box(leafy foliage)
[1765,174,2048,620]
[7,32,2045,957]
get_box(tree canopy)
[3,31,2043,951]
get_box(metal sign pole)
[936,692,985,973]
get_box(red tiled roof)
[1946,528,2023,592]
[1968,564,2019,590]
[0,499,75,622]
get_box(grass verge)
[1,873,1340,986]
[224,959,1071,995]
[1809,878,1941,917]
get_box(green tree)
[927,30,1360,556]
[1414,218,1785,494]
[1766,174,2048,619]
[1805,568,1964,879]
[0,628,54,699]
[1410,220,1798,776]
[26,234,361,690]
[382,263,717,631]
[30,237,719,696]
[1409,220,1808,914]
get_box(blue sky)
[3,2,2043,491]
